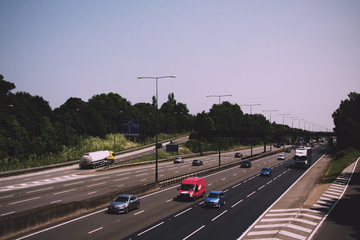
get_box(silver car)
[108,194,140,214]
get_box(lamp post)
[137,76,176,183]
[241,104,261,156]
[206,94,232,104]
[262,109,278,151]
[206,94,232,166]
[240,104,261,114]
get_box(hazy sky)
[1,0,359,131]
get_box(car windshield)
[208,192,220,198]
[114,196,129,202]
[180,184,195,191]
[262,168,270,171]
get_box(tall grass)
[321,147,360,183]
[0,133,139,172]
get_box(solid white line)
[248,230,278,236]
[175,207,192,218]
[269,208,300,212]
[88,227,103,234]
[8,196,41,205]
[237,153,327,240]
[212,210,227,221]
[137,221,164,236]
[183,225,205,240]
[16,208,107,240]
[1,211,15,216]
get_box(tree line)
[3,74,355,170]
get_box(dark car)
[192,159,203,166]
[234,152,243,158]
[203,190,226,208]
[285,147,292,153]
[260,167,272,177]
[155,143,163,149]
[108,194,140,214]
[240,160,252,168]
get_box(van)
[177,177,205,201]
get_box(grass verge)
[321,147,360,183]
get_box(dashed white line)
[134,210,144,215]
[8,196,41,205]
[88,227,103,234]
[53,189,76,195]
[175,207,192,218]
[137,222,164,236]
[258,185,265,190]
[1,211,15,216]
[231,199,243,208]
[212,210,227,221]
[183,225,205,240]
[247,191,256,198]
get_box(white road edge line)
[237,153,327,240]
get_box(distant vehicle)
[177,177,205,201]
[274,144,281,148]
[192,159,203,166]
[174,157,184,164]
[240,160,252,168]
[107,194,140,214]
[278,154,285,160]
[285,148,292,153]
[79,150,115,169]
[234,152,243,158]
[260,167,272,177]
[155,143,163,149]
[203,190,226,208]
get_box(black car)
[240,160,251,168]
[192,159,203,166]
[285,147,291,153]
[234,152,243,158]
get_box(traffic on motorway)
[6,143,329,240]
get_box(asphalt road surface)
[12,145,329,240]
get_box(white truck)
[79,150,115,169]
[293,147,312,169]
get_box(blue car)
[203,190,226,208]
[260,167,272,177]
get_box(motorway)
[11,145,329,240]
[0,142,270,217]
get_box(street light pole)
[240,104,261,114]
[137,76,176,183]
[206,94,232,166]
[206,94,232,104]
[262,109,278,151]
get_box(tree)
[332,92,360,148]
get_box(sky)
[1,0,360,131]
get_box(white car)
[174,157,184,164]
[278,154,285,160]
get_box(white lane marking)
[137,221,164,236]
[1,211,15,216]
[231,199,243,208]
[26,187,54,194]
[166,199,173,202]
[0,194,14,199]
[174,208,192,218]
[279,229,306,240]
[87,182,107,188]
[51,200,62,204]
[247,191,256,198]
[88,191,97,195]
[211,210,227,221]
[183,225,205,240]
[134,210,144,215]
[63,181,84,186]
[53,189,76,195]
[258,185,265,190]
[88,227,103,234]
[8,196,41,205]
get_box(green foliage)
[332,92,360,148]
[321,148,360,183]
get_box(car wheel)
[136,202,140,209]
[124,207,129,214]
